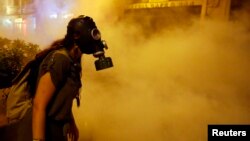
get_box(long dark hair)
[13,33,75,96]
[12,17,79,96]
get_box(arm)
[32,72,56,140]
[67,112,79,141]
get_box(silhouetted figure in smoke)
[3,15,112,141]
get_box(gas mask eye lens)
[91,28,101,40]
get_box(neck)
[68,45,82,62]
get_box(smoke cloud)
[71,1,250,141]
[1,0,250,141]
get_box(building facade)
[0,0,36,36]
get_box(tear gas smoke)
[1,0,250,141]
[72,1,250,141]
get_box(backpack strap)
[51,49,81,107]
[12,59,34,85]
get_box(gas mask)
[68,15,113,71]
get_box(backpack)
[6,49,71,124]
[6,65,32,124]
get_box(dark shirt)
[37,48,82,122]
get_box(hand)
[66,122,79,141]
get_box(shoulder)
[43,49,71,65]
[52,49,71,62]
[39,49,72,76]
[39,49,72,87]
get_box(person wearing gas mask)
[30,15,113,141]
